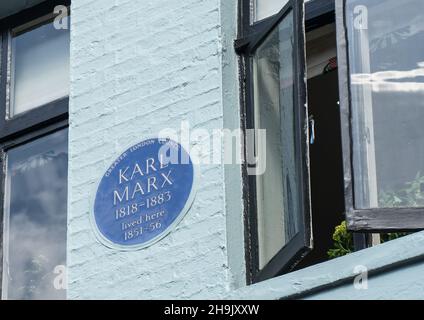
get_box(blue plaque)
[92,138,196,250]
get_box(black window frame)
[237,0,424,285]
[0,0,70,142]
[335,0,424,233]
[0,0,70,299]
[236,0,317,284]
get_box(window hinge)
[234,37,250,54]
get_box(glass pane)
[253,0,289,22]
[253,10,300,269]
[2,129,68,300]
[10,18,70,117]
[345,0,424,209]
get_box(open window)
[236,0,312,283]
[336,0,424,232]
[237,0,424,284]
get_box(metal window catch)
[309,116,316,145]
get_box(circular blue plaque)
[92,138,196,250]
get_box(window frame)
[0,0,70,142]
[0,0,70,299]
[335,0,424,233]
[236,0,313,284]
[0,119,68,299]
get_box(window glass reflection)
[10,18,70,117]
[346,0,424,209]
[253,10,300,269]
[253,0,289,22]
[2,129,68,300]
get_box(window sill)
[228,231,424,299]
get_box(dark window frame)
[0,0,70,143]
[238,0,424,285]
[0,0,70,299]
[236,0,323,284]
[335,0,424,233]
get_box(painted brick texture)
[68,0,236,299]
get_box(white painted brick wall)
[68,0,242,299]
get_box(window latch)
[309,116,316,145]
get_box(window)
[253,0,289,22]
[237,0,312,283]
[337,0,424,231]
[253,10,300,269]
[237,0,424,283]
[0,1,70,300]
[10,17,70,116]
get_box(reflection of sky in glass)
[10,19,70,116]
[254,0,289,22]
[347,0,424,208]
[2,129,68,300]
